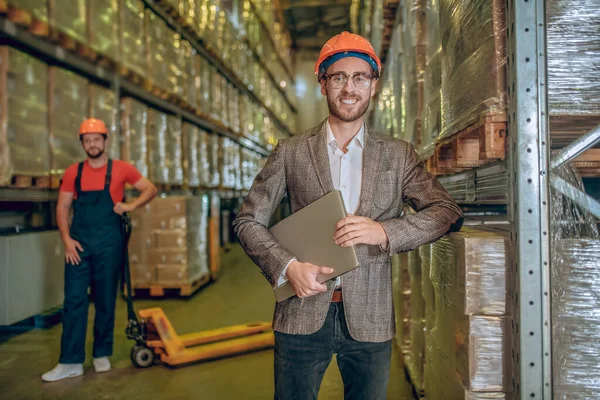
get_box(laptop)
[270,190,359,302]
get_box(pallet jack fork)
[121,213,275,368]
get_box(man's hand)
[333,215,389,247]
[113,202,134,215]
[64,237,84,265]
[286,260,334,298]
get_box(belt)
[331,289,343,303]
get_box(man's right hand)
[64,237,84,265]
[286,260,334,298]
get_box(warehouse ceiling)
[278,0,353,50]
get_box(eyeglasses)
[322,72,376,90]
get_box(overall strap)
[105,159,113,188]
[75,162,85,194]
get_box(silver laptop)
[270,190,359,302]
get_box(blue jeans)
[274,303,392,400]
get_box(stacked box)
[120,98,148,177]
[438,0,506,141]
[220,137,241,189]
[87,0,119,62]
[128,195,210,288]
[169,33,184,99]
[146,109,169,184]
[145,10,171,92]
[197,56,211,116]
[166,115,183,185]
[49,0,86,44]
[181,40,199,110]
[120,0,146,78]
[210,68,222,122]
[422,0,442,151]
[427,228,511,399]
[547,0,600,148]
[0,47,49,185]
[183,122,200,187]
[89,84,119,159]
[207,132,221,187]
[49,67,88,175]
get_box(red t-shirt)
[60,160,143,204]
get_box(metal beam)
[551,175,600,219]
[550,124,600,170]
[506,0,553,398]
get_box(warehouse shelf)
[141,0,295,137]
[437,162,508,205]
[0,16,270,158]
[247,0,295,84]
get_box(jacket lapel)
[355,124,383,216]
[307,121,334,194]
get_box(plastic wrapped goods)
[89,84,119,159]
[0,47,49,184]
[183,123,200,187]
[7,1,48,25]
[120,98,148,177]
[49,67,88,175]
[438,0,506,141]
[88,0,119,62]
[166,115,183,185]
[180,40,199,110]
[423,0,442,150]
[207,132,220,187]
[145,10,171,92]
[405,249,425,392]
[547,0,600,148]
[120,0,146,78]
[49,0,86,44]
[551,163,600,399]
[147,110,169,184]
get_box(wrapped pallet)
[405,249,426,392]
[551,164,600,399]
[145,10,171,93]
[547,0,600,148]
[0,47,49,186]
[220,137,240,189]
[422,0,442,151]
[428,228,511,399]
[170,33,185,99]
[438,0,506,141]
[49,0,86,44]
[391,254,404,345]
[120,98,148,177]
[49,67,88,175]
[180,40,199,110]
[87,0,119,62]
[120,0,146,79]
[128,195,210,289]
[206,132,221,187]
[210,68,222,122]
[146,109,169,184]
[89,84,119,159]
[183,123,200,188]
[166,115,183,185]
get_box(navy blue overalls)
[60,160,124,364]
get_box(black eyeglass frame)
[320,72,379,89]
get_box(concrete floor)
[0,245,416,399]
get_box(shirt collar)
[326,120,365,150]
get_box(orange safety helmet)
[79,118,108,136]
[315,31,381,77]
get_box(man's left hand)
[113,202,134,216]
[333,215,389,247]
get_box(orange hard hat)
[79,118,108,136]
[315,31,381,77]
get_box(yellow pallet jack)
[121,213,274,368]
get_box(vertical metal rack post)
[506,0,553,398]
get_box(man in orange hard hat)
[42,118,157,382]
[234,32,462,399]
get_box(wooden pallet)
[1,175,52,188]
[427,113,507,175]
[6,5,49,37]
[118,66,144,85]
[572,149,600,178]
[128,274,210,297]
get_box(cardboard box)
[155,230,187,248]
[156,264,192,284]
[146,249,188,265]
[129,264,154,285]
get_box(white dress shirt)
[278,120,364,288]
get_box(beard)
[86,148,105,159]
[327,90,371,123]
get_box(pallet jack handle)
[121,212,146,345]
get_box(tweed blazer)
[233,120,463,342]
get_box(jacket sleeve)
[232,140,296,287]
[380,142,463,254]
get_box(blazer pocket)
[366,262,393,324]
[373,171,399,210]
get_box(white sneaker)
[93,357,111,373]
[41,363,83,382]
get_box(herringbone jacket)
[233,120,463,342]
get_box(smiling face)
[320,57,378,123]
[80,133,106,159]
